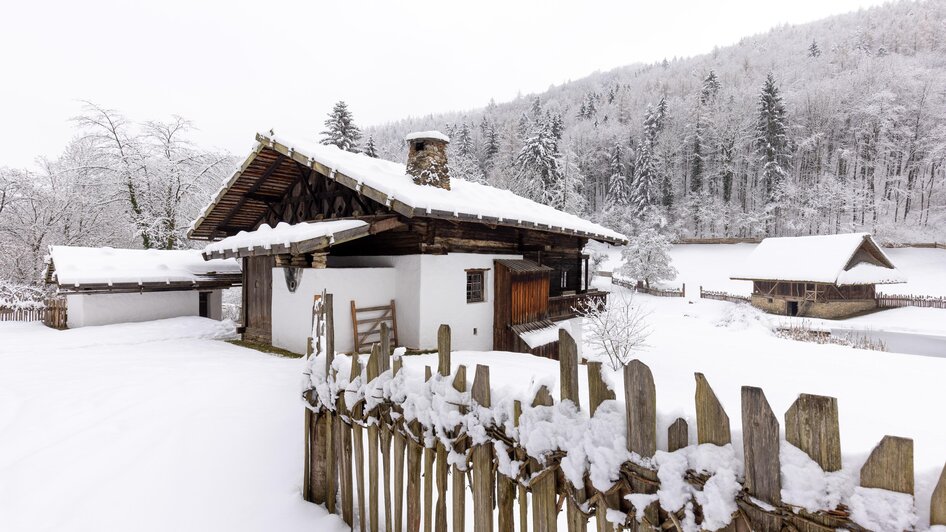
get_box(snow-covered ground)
[3,291,945,529]
[0,318,347,532]
[594,242,946,297]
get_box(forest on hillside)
[365,0,946,243]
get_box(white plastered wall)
[271,267,397,355]
[65,291,199,328]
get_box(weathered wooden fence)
[0,298,67,328]
[876,293,946,310]
[301,296,946,531]
[612,277,685,298]
[699,286,751,304]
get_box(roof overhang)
[189,133,627,245]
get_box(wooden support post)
[303,402,313,502]
[311,412,328,504]
[860,435,915,494]
[368,346,381,532]
[471,365,494,532]
[559,329,580,409]
[393,414,406,532]
[695,373,731,446]
[435,440,448,532]
[741,386,781,532]
[586,361,615,417]
[338,393,354,526]
[352,356,367,532]
[452,366,468,532]
[326,408,337,514]
[784,394,841,472]
[932,462,946,526]
[668,417,688,452]
[437,324,451,377]
[530,386,556,532]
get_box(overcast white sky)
[1,0,888,168]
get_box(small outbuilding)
[730,233,906,319]
[45,246,242,328]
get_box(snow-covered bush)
[577,292,650,371]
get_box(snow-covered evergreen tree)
[755,73,789,204]
[606,144,631,207]
[515,124,561,200]
[455,123,474,157]
[320,101,362,152]
[620,212,678,288]
[363,135,378,158]
[808,40,822,57]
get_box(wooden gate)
[350,300,398,353]
[243,256,274,344]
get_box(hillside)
[364,0,946,242]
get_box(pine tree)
[480,117,499,167]
[319,101,362,152]
[363,135,378,158]
[547,112,565,140]
[515,124,561,200]
[700,70,720,104]
[756,73,789,204]
[632,99,669,212]
[808,40,822,57]
[455,123,474,157]
[546,150,586,214]
[606,144,632,207]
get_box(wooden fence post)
[513,400,528,532]
[338,391,354,526]
[471,365,494,532]
[668,418,688,452]
[325,293,335,369]
[784,394,841,472]
[367,346,381,532]
[695,373,731,446]
[352,355,367,532]
[407,419,423,532]
[623,360,658,524]
[452,365,468,532]
[434,326,450,532]
[586,361,615,417]
[378,322,393,532]
[559,329,580,410]
[393,356,406,532]
[530,385,556,532]
[932,462,946,526]
[741,386,781,532]
[324,294,337,515]
[859,435,914,495]
[423,367,434,532]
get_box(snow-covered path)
[0,318,346,532]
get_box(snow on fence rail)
[699,286,751,304]
[877,293,946,310]
[612,277,685,298]
[0,298,66,328]
[300,295,946,531]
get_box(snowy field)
[594,242,946,297]
[0,318,347,532]
[3,294,945,529]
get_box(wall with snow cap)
[65,290,212,328]
[271,266,397,355]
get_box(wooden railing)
[877,293,946,310]
[699,286,751,304]
[0,298,67,329]
[547,290,607,320]
[301,311,946,531]
[612,277,685,297]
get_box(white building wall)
[271,267,397,355]
[66,291,199,328]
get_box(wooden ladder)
[350,300,398,353]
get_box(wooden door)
[243,256,273,344]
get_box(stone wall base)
[750,294,877,320]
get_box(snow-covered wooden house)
[45,246,242,328]
[188,131,626,355]
[730,233,906,318]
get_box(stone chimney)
[405,131,451,190]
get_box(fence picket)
[695,373,731,446]
[741,386,781,532]
[452,365,468,532]
[932,463,946,526]
[352,355,367,532]
[530,386,556,532]
[860,435,914,494]
[784,394,841,472]
[368,346,381,532]
[471,365,494,532]
[668,418,688,452]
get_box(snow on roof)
[203,219,369,256]
[47,246,241,288]
[404,130,450,142]
[193,131,624,243]
[730,233,906,285]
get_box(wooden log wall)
[302,299,945,531]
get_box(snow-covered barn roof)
[202,219,372,260]
[187,131,626,245]
[45,246,242,294]
[730,233,906,285]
